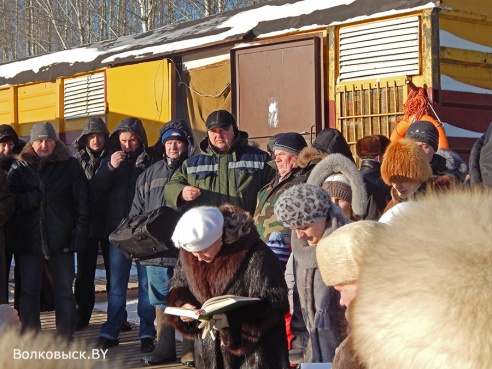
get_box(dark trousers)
[74,238,110,325]
[19,252,76,338]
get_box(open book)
[164,295,261,320]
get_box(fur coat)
[167,228,290,369]
[352,189,492,369]
[7,141,89,257]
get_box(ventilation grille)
[339,16,420,81]
[64,73,105,119]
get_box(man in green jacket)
[164,110,275,214]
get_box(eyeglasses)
[0,143,14,150]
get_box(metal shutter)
[339,16,420,81]
[64,73,105,119]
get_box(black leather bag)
[109,206,181,260]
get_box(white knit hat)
[172,207,224,252]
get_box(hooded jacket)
[72,117,110,180]
[168,222,289,369]
[311,128,355,163]
[146,119,197,159]
[7,141,90,258]
[91,117,156,237]
[468,121,492,187]
[308,153,369,220]
[0,124,26,172]
[431,150,467,182]
[164,130,276,214]
[129,122,196,266]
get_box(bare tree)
[0,0,272,63]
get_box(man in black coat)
[133,120,196,366]
[0,124,26,308]
[92,117,157,352]
[356,134,392,219]
[7,122,90,338]
[72,117,110,330]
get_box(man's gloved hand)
[198,313,229,340]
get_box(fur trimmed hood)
[307,153,368,219]
[436,148,468,181]
[296,146,327,169]
[352,189,492,369]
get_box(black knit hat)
[405,120,439,152]
[272,132,308,156]
[0,124,18,144]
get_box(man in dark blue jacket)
[132,120,196,366]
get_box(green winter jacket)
[164,131,276,214]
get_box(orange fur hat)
[380,138,432,185]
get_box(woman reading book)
[166,204,290,369]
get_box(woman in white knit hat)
[166,204,289,369]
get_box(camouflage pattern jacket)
[253,166,310,244]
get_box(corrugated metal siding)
[64,73,105,119]
[339,16,420,81]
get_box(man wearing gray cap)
[7,121,90,339]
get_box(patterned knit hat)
[316,221,386,286]
[381,138,433,185]
[405,120,439,151]
[322,173,352,204]
[266,232,291,263]
[272,132,308,156]
[274,183,331,228]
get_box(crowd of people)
[0,111,491,369]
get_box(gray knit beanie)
[30,122,57,142]
[274,183,331,228]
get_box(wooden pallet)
[41,308,185,369]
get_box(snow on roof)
[0,0,435,87]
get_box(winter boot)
[181,338,195,367]
[140,310,176,366]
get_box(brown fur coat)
[168,227,289,369]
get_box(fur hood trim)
[297,146,327,169]
[18,140,71,167]
[436,148,468,181]
[307,153,368,218]
[352,189,492,369]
